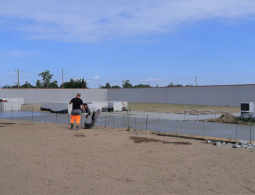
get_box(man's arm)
[85,106,92,118]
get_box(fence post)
[68,113,70,125]
[11,103,13,121]
[158,118,159,132]
[135,118,136,131]
[235,123,237,142]
[123,115,124,130]
[56,110,57,123]
[250,124,252,144]
[32,107,34,122]
[113,116,114,128]
[146,115,148,132]
[203,120,205,138]
[105,116,106,128]
[197,111,198,120]
[177,118,178,132]
[81,113,83,124]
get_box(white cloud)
[144,78,161,82]
[8,71,16,74]
[94,76,100,79]
[1,50,39,58]
[0,0,255,42]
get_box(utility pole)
[195,76,197,86]
[62,69,64,88]
[17,69,19,89]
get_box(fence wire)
[0,110,254,142]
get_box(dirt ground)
[129,103,240,114]
[1,120,255,194]
[21,103,42,112]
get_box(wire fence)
[0,108,254,142]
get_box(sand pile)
[214,113,237,123]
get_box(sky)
[0,0,255,88]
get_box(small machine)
[240,102,255,118]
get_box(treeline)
[3,70,88,89]
[3,70,184,89]
[100,80,183,88]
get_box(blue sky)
[0,0,255,88]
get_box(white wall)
[0,89,108,104]
[107,85,255,107]
[1,85,255,107]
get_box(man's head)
[83,103,88,108]
[77,93,81,98]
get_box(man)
[83,103,100,129]
[69,93,84,130]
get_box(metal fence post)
[177,118,178,132]
[32,107,34,122]
[197,111,198,120]
[235,123,237,142]
[68,113,70,125]
[123,115,124,130]
[56,110,57,123]
[203,120,205,138]
[105,116,106,128]
[11,103,13,121]
[146,115,148,131]
[135,118,136,131]
[250,124,252,144]
[81,113,83,124]
[113,116,114,128]
[158,118,159,132]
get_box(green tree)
[21,81,35,88]
[166,83,182,87]
[36,80,42,88]
[133,84,151,88]
[48,80,58,88]
[101,83,112,88]
[122,80,132,88]
[38,70,53,88]
[61,78,87,88]
[112,85,121,88]
[3,85,11,88]
[76,79,87,88]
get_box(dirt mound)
[215,113,237,123]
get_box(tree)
[76,79,87,88]
[36,80,42,88]
[100,83,112,88]
[21,81,35,88]
[48,80,58,88]
[61,78,87,88]
[112,85,121,88]
[166,83,182,87]
[133,84,151,88]
[3,85,11,88]
[122,80,132,88]
[38,70,53,88]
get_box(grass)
[128,103,240,114]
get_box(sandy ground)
[1,120,255,195]
[21,103,42,112]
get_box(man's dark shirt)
[70,98,83,110]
